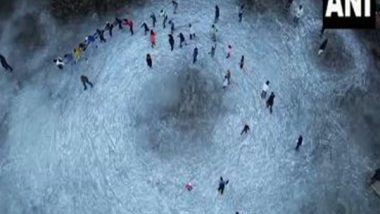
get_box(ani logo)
[323,0,376,28]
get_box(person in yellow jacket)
[73,47,82,63]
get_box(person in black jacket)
[169,34,175,51]
[178,33,186,48]
[115,17,123,29]
[240,124,250,135]
[266,92,275,114]
[146,54,153,68]
[141,22,150,35]
[193,47,198,64]
[105,22,114,37]
[0,54,13,72]
[215,5,220,23]
[97,29,106,43]
[218,177,229,195]
[80,75,94,90]
[295,135,303,151]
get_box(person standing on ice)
[80,75,94,91]
[150,13,157,28]
[141,22,150,35]
[238,4,245,22]
[73,47,82,63]
[214,5,220,24]
[172,0,178,14]
[240,55,245,69]
[169,34,175,51]
[53,57,64,70]
[223,69,231,89]
[178,33,186,48]
[261,81,270,98]
[85,34,97,48]
[160,9,168,29]
[295,135,303,151]
[189,24,196,40]
[226,45,233,59]
[286,0,294,10]
[318,39,328,56]
[218,177,229,195]
[240,124,250,135]
[105,22,114,37]
[124,19,134,35]
[115,17,123,29]
[294,5,304,24]
[185,182,193,191]
[150,30,156,48]
[97,28,106,43]
[193,47,198,64]
[0,54,13,72]
[211,24,218,42]
[209,44,216,58]
[169,20,175,34]
[146,54,153,68]
[266,92,275,114]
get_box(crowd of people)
[2,0,376,212]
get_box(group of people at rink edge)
[2,0,379,210]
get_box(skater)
[218,177,229,195]
[146,54,153,68]
[80,75,94,91]
[189,24,196,40]
[261,81,270,98]
[370,168,380,185]
[105,22,113,37]
[238,4,245,22]
[266,92,275,114]
[240,124,250,135]
[318,39,329,56]
[115,17,123,29]
[141,22,150,35]
[53,57,64,70]
[150,13,157,28]
[226,45,233,59]
[193,47,198,64]
[185,182,193,191]
[97,28,106,43]
[294,5,304,24]
[286,0,294,9]
[178,33,186,48]
[295,135,303,151]
[172,0,178,14]
[209,44,216,58]
[0,54,13,72]
[240,55,245,69]
[169,20,175,34]
[223,69,231,89]
[124,19,134,35]
[79,42,87,52]
[160,9,168,29]
[85,34,97,48]
[150,30,156,48]
[73,47,82,63]
[215,5,220,23]
[211,24,218,42]
[169,34,175,51]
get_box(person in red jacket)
[123,19,134,35]
[150,30,156,48]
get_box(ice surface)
[0,0,380,213]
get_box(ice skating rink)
[1,0,380,213]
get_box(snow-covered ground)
[1,0,380,213]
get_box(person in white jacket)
[261,81,270,98]
[294,5,304,24]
